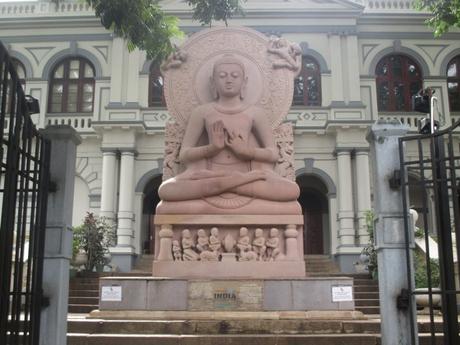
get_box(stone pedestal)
[153,214,305,279]
[98,276,354,312]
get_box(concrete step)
[67,333,382,345]
[353,279,378,286]
[354,286,379,293]
[354,299,380,307]
[69,290,99,298]
[355,306,380,315]
[69,297,99,305]
[68,304,99,313]
[69,282,99,290]
[354,292,379,299]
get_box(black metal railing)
[399,121,460,345]
[0,42,50,345]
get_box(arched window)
[376,55,422,112]
[447,56,460,112]
[11,58,26,89]
[48,57,95,113]
[148,64,165,107]
[293,56,321,106]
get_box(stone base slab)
[98,277,354,312]
[152,260,306,278]
[89,309,366,320]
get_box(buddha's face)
[212,63,245,98]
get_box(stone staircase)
[68,274,100,314]
[66,313,444,345]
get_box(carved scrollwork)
[162,121,185,180]
[274,123,295,181]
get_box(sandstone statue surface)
[153,27,306,278]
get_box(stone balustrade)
[378,113,425,131]
[359,0,419,12]
[46,114,93,132]
[0,1,93,18]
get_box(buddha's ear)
[240,76,248,100]
[210,76,218,100]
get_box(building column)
[336,149,355,248]
[110,149,136,271]
[109,37,124,104]
[345,34,361,103]
[99,149,118,221]
[355,148,372,245]
[329,34,345,104]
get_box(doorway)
[296,174,329,255]
[141,175,162,254]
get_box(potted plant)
[358,211,378,279]
[72,212,115,272]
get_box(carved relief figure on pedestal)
[209,227,222,253]
[181,229,200,261]
[172,240,182,261]
[237,227,251,256]
[265,228,281,261]
[196,229,210,252]
[252,228,266,261]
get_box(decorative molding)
[25,46,54,65]
[75,157,100,195]
[299,42,329,73]
[94,45,109,63]
[439,48,460,76]
[0,34,112,44]
[361,44,379,64]
[135,167,163,193]
[8,50,34,78]
[367,46,430,77]
[416,44,449,65]
[42,46,103,78]
[295,165,337,197]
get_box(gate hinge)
[397,288,410,310]
[389,170,401,190]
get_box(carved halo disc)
[162,27,294,129]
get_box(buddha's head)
[239,227,248,236]
[255,228,263,238]
[211,54,247,100]
[270,228,279,237]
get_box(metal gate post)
[431,136,459,344]
[367,120,418,345]
[39,125,81,345]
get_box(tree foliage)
[52,0,245,63]
[415,0,460,36]
[186,0,245,26]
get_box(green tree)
[52,0,245,63]
[415,0,460,36]
[186,0,245,26]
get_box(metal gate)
[0,43,51,344]
[399,122,460,345]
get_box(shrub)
[72,212,115,271]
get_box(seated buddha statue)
[157,55,300,214]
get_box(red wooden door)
[299,191,324,255]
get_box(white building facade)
[1,0,459,272]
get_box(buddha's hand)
[209,120,226,150]
[225,131,255,160]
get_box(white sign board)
[101,285,122,302]
[331,286,353,302]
